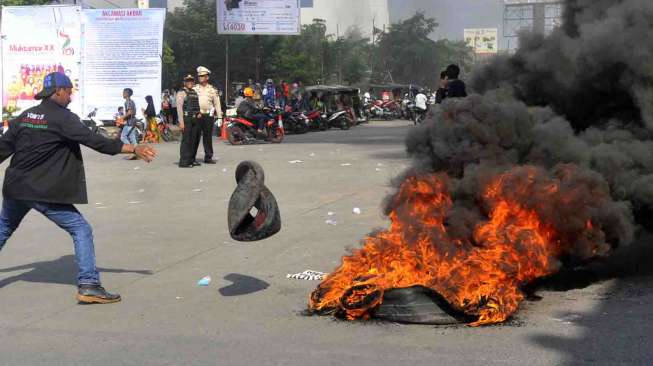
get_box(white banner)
[217,0,300,35]
[464,28,499,54]
[1,5,82,116]
[81,8,165,120]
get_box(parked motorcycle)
[82,109,110,138]
[326,108,354,130]
[304,110,329,130]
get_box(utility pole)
[370,17,375,80]
[337,23,342,84]
[225,36,229,104]
[254,35,261,81]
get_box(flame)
[309,165,609,326]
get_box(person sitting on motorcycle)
[237,87,269,134]
[414,88,428,120]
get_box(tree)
[373,12,473,87]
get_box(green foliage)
[164,4,472,89]
[373,12,473,87]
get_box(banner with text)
[217,0,300,35]
[1,5,82,116]
[81,8,165,120]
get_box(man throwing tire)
[0,72,157,304]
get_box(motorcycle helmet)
[244,87,255,97]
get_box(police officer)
[194,66,222,164]
[0,72,157,304]
[176,74,202,168]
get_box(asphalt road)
[0,120,651,366]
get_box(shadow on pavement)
[0,255,153,288]
[218,273,269,297]
[529,234,653,365]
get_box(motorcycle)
[408,103,428,125]
[304,110,329,130]
[225,108,285,145]
[82,109,110,138]
[157,114,174,142]
[365,100,399,120]
[326,108,354,130]
[282,106,310,134]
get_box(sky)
[388,0,507,48]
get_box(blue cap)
[35,72,73,100]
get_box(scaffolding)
[503,0,562,50]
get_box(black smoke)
[400,0,653,257]
[471,0,653,131]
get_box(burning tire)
[228,161,281,241]
[372,286,464,325]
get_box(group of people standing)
[176,66,223,168]
[436,64,468,104]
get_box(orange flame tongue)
[309,166,607,326]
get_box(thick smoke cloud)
[471,0,653,131]
[401,0,653,252]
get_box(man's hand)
[134,145,157,162]
[179,122,185,131]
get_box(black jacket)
[447,79,468,98]
[237,98,257,120]
[0,99,123,204]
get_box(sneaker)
[192,161,202,167]
[204,159,217,164]
[179,164,193,168]
[77,284,121,304]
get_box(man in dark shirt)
[0,72,157,304]
[445,64,468,98]
[435,71,448,104]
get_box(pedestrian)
[0,71,157,304]
[436,71,448,104]
[193,66,222,165]
[161,89,172,124]
[263,78,276,107]
[445,64,468,98]
[169,87,178,125]
[120,88,139,160]
[176,74,202,168]
[142,95,161,143]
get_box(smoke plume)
[405,0,653,248]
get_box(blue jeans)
[252,113,269,130]
[121,125,138,145]
[0,198,100,285]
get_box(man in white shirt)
[414,89,428,123]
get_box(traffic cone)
[220,118,228,140]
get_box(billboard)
[217,0,301,35]
[1,5,82,116]
[81,9,166,120]
[464,28,499,54]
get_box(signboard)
[464,28,499,54]
[1,5,82,116]
[217,0,301,35]
[81,8,165,120]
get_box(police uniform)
[194,66,222,164]
[176,75,202,168]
